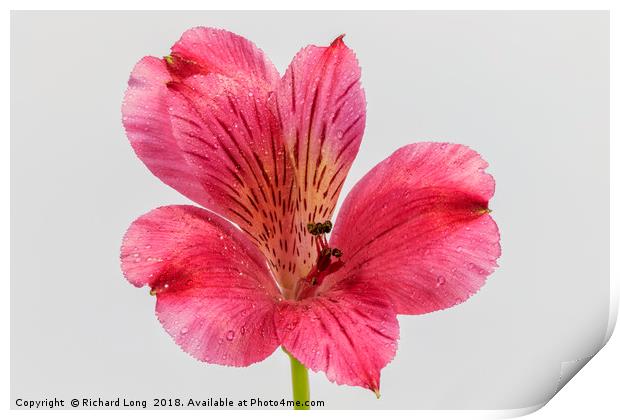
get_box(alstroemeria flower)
[121,27,500,398]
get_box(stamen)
[294,220,345,300]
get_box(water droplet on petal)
[181,327,189,334]
[226,330,235,341]
[436,276,446,287]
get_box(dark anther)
[320,248,332,257]
[307,222,318,235]
[307,220,333,236]
[331,248,342,258]
[321,220,333,234]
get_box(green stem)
[287,350,310,410]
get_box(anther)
[307,220,333,236]
[321,220,333,234]
[331,248,342,258]
[307,222,318,235]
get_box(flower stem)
[287,351,310,410]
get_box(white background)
[5,1,618,419]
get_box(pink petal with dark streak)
[122,26,279,222]
[121,205,281,366]
[328,143,501,315]
[165,73,304,295]
[274,36,366,281]
[276,278,398,394]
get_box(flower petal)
[165,74,306,294]
[275,35,366,248]
[275,278,398,393]
[122,27,279,216]
[121,205,281,366]
[170,27,279,88]
[122,57,212,208]
[329,143,501,315]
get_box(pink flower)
[121,27,500,396]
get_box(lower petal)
[121,205,281,366]
[275,278,399,394]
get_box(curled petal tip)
[163,55,174,65]
[331,34,346,46]
[373,388,381,399]
[149,288,157,296]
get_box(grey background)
[11,11,609,409]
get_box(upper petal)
[122,56,212,208]
[274,36,366,279]
[122,27,279,218]
[275,278,398,393]
[328,143,501,315]
[121,205,281,366]
[170,27,279,88]
[165,73,305,294]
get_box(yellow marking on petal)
[164,55,174,65]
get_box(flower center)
[294,220,344,300]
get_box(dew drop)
[226,330,235,341]
[336,130,344,139]
[436,276,446,287]
[181,327,189,335]
[456,246,463,253]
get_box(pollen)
[307,220,333,235]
